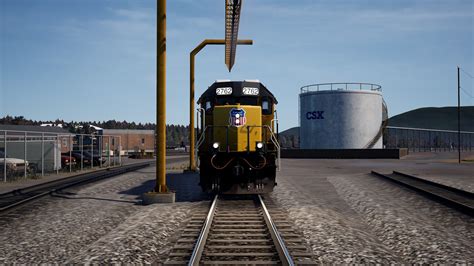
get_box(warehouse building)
[98,129,155,156]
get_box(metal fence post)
[24,132,27,178]
[418,130,421,152]
[56,134,59,175]
[113,137,116,167]
[81,135,84,171]
[91,134,94,169]
[41,133,44,177]
[108,136,111,167]
[100,136,103,168]
[395,128,398,148]
[119,136,122,166]
[428,131,431,152]
[69,135,72,173]
[4,131,7,182]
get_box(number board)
[242,87,259,95]
[216,87,233,95]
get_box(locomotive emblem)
[229,108,246,127]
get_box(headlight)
[212,142,219,149]
[256,142,264,149]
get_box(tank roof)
[300,82,382,94]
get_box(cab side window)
[262,99,272,115]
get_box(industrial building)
[98,129,155,156]
[299,83,387,149]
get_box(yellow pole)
[156,0,167,192]
[189,39,253,171]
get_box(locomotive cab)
[197,80,280,194]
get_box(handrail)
[195,126,208,167]
[363,99,389,149]
[264,125,281,171]
[246,125,280,170]
[300,82,382,93]
[196,125,280,170]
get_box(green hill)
[388,106,474,131]
[279,126,299,148]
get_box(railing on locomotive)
[197,125,278,153]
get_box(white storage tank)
[299,83,386,149]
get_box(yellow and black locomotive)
[197,80,280,194]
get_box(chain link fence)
[0,130,122,182]
[384,126,474,152]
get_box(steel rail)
[393,171,474,198]
[188,194,218,266]
[258,194,294,266]
[0,162,153,213]
[187,195,295,265]
[371,171,473,217]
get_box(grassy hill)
[278,126,299,148]
[278,106,474,148]
[388,106,474,131]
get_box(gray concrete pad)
[142,191,176,204]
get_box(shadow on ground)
[119,172,211,202]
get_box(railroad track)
[371,170,474,217]
[166,195,315,265]
[0,161,153,213]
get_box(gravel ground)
[68,201,208,264]
[269,159,474,264]
[0,162,208,264]
[329,174,474,264]
[270,171,402,264]
[1,157,472,264]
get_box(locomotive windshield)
[215,97,258,106]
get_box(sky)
[0,0,473,131]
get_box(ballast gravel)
[0,165,208,264]
[269,159,474,264]
[328,174,473,264]
[1,158,473,264]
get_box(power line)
[460,87,474,98]
[460,67,474,79]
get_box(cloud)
[112,8,153,21]
[53,6,155,59]
[247,1,473,32]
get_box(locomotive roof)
[198,80,278,104]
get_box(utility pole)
[143,0,175,204]
[156,0,168,191]
[457,66,461,164]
